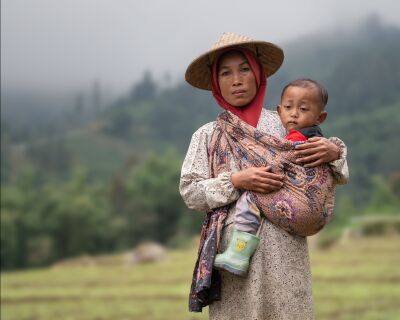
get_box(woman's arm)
[293,136,349,184]
[179,124,241,212]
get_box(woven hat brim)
[185,41,284,90]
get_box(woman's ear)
[316,111,327,125]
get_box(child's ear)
[316,111,327,125]
[277,105,281,115]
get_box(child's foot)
[214,229,259,277]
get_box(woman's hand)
[294,137,340,168]
[231,166,284,193]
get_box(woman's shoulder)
[260,108,282,125]
[259,108,286,137]
[192,121,216,138]
[261,108,279,119]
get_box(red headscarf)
[211,48,267,128]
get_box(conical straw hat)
[185,32,284,90]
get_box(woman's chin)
[231,101,251,108]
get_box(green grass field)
[2,236,400,320]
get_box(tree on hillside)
[0,167,116,269]
[42,168,112,259]
[1,122,12,184]
[1,168,44,268]
[130,70,158,103]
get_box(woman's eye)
[220,70,230,77]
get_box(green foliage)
[324,103,400,204]
[1,151,204,270]
[365,176,400,214]
[322,174,399,239]
[65,130,137,180]
[125,150,183,242]
[41,168,112,259]
[329,193,358,228]
[110,149,203,246]
[1,168,113,269]
[1,122,12,184]
[1,208,19,269]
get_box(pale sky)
[2,0,400,94]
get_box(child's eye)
[300,107,309,112]
[284,105,291,110]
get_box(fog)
[2,0,400,94]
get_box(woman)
[180,32,348,320]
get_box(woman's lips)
[232,90,246,95]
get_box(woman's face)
[217,51,257,107]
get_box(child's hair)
[281,79,328,109]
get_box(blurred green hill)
[1,18,399,269]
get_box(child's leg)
[235,192,261,234]
[214,192,261,277]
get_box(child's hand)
[231,166,284,193]
[294,137,340,167]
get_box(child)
[214,79,332,276]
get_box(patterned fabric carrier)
[212,111,336,236]
[189,111,336,312]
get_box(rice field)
[1,236,400,320]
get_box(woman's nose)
[232,72,242,85]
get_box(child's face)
[277,86,327,131]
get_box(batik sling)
[189,111,335,312]
[214,111,336,236]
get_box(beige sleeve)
[328,137,349,185]
[179,124,240,212]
